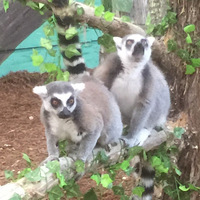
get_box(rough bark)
[162,1,200,200]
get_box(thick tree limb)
[0,129,168,200]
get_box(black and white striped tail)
[52,0,86,74]
[140,165,155,200]
[133,164,155,200]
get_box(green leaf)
[65,44,81,58]
[132,186,145,197]
[98,34,116,53]
[101,174,113,188]
[91,174,101,185]
[58,140,68,156]
[151,156,162,167]
[94,5,104,17]
[31,49,44,66]
[9,193,22,200]
[44,63,58,72]
[22,153,31,165]
[25,168,42,182]
[3,0,9,12]
[186,65,195,75]
[43,25,54,37]
[62,71,70,81]
[174,167,182,176]
[167,39,177,52]
[48,185,64,200]
[166,11,177,25]
[179,185,190,192]
[177,49,190,62]
[47,49,56,57]
[46,160,60,173]
[104,11,115,22]
[56,171,67,188]
[17,168,32,179]
[121,16,131,23]
[120,195,129,200]
[39,3,45,9]
[77,7,84,16]
[84,0,95,6]
[184,24,195,33]
[188,183,200,191]
[4,170,14,180]
[128,146,143,159]
[186,34,192,44]
[84,188,98,200]
[191,58,200,67]
[40,38,52,50]
[64,180,82,198]
[95,150,109,163]
[65,27,78,40]
[112,185,125,195]
[173,127,185,139]
[120,160,130,171]
[75,160,85,173]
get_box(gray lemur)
[93,34,171,147]
[33,76,123,162]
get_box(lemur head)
[113,34,155,66]
[33,81,85,119]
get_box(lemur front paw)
[121,129,151,147]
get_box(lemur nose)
[58,107,70,119]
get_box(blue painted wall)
[0,0,102,77]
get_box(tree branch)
[0,129,168,200]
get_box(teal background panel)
[0,0,102,77]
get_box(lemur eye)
[126,39,134,46]
[67,96,74,106]
[141,39,148,47]
[51,98,61,108]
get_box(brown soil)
[0,71,134,199]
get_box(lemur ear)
[147,37,155,47]
[113,37,122,50]
[33,86,47,98]
[71,83,85,92]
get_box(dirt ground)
[0,71,135,199]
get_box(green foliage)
[173,127,185,139]
[104,11,115,22]
[48,185,64,200]
[65,27,78,40]
[65,44,81,58]
[3,0,9,12]
[121,15,131,23]
[98,34,116,53]
[25,167,42,182]
[146,10,177,36]
[9,193,22,200]
[75,160,85,173]
[91,173,113,188]
[167,23,199,74]
[95,5,105,17]
[84,188,98,200]
[31,49,44,66]
[22,153,31,166]
[58,140,68,157]
[132,186,145,197]
[77,7,84,16]
[95,149,109,164]
[112,185,125,195]
[4,170,14,180]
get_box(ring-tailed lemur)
[33,76,123,162]
[93,34,171,147]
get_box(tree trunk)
[163,1,200,199]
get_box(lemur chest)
[49,115,86,143]
[111,72,142,119]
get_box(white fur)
[63,57,85,67]
[141,178,154,188]
[33,86,47,96]
[126,129,151,147]
[54,92,77,113]
[111,68,143,120]
[49,114,86,143]
[71,83,85,91]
